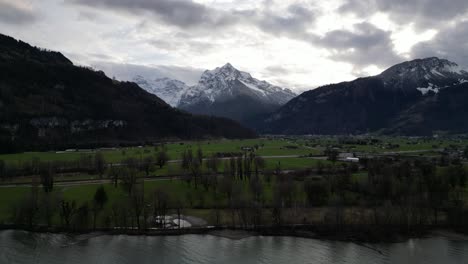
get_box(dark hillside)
[0,34,255,152]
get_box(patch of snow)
[417,86,440,95]
[445,64,464,74]
[431,68,445,77]
[133,76,189,106]
[239,80,267,96]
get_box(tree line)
[6,148,468,234]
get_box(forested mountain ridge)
[259,57,468,136]
[0,34,255,152]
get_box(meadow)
[1,136,468,228]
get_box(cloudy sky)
[1,0,468,91]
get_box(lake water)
[1,230,467,264]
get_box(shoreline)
[1,225,466,244]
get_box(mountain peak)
[178,63,297,120]
[380,57,465,78]
[200,63,247,82]
[378,57,468,94]
[221,62,235,69]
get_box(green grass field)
[0,138,320,165]
[291,136,468,154]
[1,136,467,227]
[2,136,465,166]
[0,187,29,223]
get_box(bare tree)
[92,186,108,229]
[190,159,202,189]
[75,203,90,230]
[236,156,243,180]
[152,188,170,228]
[39,162,54,193]
[120,168,137,196]
[196,147,203,166]
[41,191,59,227]
[142,156,154,176]
[60,199,77,228]
[253,156,266,177]
[249,175,264,204]
[107,166,120,188]
[0,159,5,181]
[156,150,169,169]
[12,181,39,228]
[219,174,234,205]
[206,154,220,173]
[229,157,236,178]
[94,152,106,178]
[131,181,145,229]
[181,149,193,172]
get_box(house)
[345,157,360,163]
[241,146,253,151]
[338,152,359,162]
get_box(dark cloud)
[77,10,100,21]
[256,3,317,37]
[317,22,402,68]
[250,4,400,71]
[411,21,468,68]
[264,65,291,75]
[70,0,238,29]
[339,0,468,29]
[150,38,215,54]
[264,65,311,76]
[71,0,318,36]
[68,0,458,75]
[0,2,36,25]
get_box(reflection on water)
[0,230,467,264]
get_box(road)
[0,154,329,188]
[0,175,181,188]
[166,155,304,164]
[104,155,306,167]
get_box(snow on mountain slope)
[132,63,295,110]
[132,76,189,107]
[178,63,296,107]
[378,57,468,95]
[258,57,468,135]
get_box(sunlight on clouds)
[314,0,360,34]
[369,13,396,31]
[360,64,383,76]
[392,25,437,56]
[1,0,462,92]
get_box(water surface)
[1,230,467,264]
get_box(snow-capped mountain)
[132,64,296,121]
[134,63,296,124]
[379,57,468,95]
[177,63,296,124]
[178,63,296,107]
[133,76,189,107]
